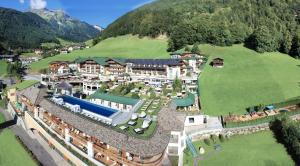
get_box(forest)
[101,0,300,57]
[0,7,58,50]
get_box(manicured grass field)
[0,113,36,166]
[0,60,8,77]
[184,131,294,166]
[30,35,169,73]
[199,44,300,116]
[7,80,39,90]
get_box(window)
[189,117,195,123]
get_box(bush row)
[270,117,300,165]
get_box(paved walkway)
[31,129,70,166]
[0,108,70,166]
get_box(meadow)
[0,60,8,77]
[199,44,300,116]
[184,131,294,166]
[29,35,169,72]
[0,113,36,166]
[29,35,300,116]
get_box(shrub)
[219,134,225,142]
[210,134,217,143]
[204,138,211,146]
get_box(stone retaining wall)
[223,123,269,137]
[190,114,300,140]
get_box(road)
[0,108,70,166]
[23,74,41,81]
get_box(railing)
[186,136,199,157]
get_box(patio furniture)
[134,128,144,134]
[119,126,128,130]
[141,119,152,129]
[128,121,137,126]
[139,111,147,118]
[131,114,138,120]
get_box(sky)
[0,0,155,27]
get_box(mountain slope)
[30,9,100,42]
[29,35,169,72]
[101,0,300,55]
[0,7,57,49]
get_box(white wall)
[184,115,209,127]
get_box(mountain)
[0,7,58,49]
[93,25,104,32]
[101,0,300,57]
[30,8,100,42]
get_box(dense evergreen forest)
[0,7,100,50]
[101,0,300,57]
[0,7,58,50]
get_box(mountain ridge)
[29,8,100,42]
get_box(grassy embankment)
[30,35,169,73]
[183,131,294,166]
[0,113,37,166]
[199,44,300,116]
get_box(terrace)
[37,97,171,165]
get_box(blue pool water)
[60,95,117,117]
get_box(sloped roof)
[74,57,108,66]
[18,86,185,157]
[56,81,72,90]
[49,61,69,65]
[107,58,127,65]
[127,59,181,66]
[90,92,139,105]
[173,92,195,107]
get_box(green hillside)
[0,7,57,49]
[199,44,300,116]
[101,0,300,57]
[29,35,169,72]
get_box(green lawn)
[0,113,36,166]
[199,44,300,116]
[30,35,169,73]
[184,131,294,166]
[7,80,39,90]
[0,60,8,77]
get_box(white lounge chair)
[142,119,152,129]
[139,111,147,118]
[131,114,138,120]
[134,128,144,134]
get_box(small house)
[210,58,224,68]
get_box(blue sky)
[0,0,155,27]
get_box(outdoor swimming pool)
[61,95,118,117]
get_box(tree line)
[100,0,300,58]
[270,117,300,164]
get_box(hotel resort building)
[4,54,216,166]
[6,83,192,166]
[41,56,204,95]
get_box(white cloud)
[133,0,155,9]
[19,0,25,4]
[30,0,47,9]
